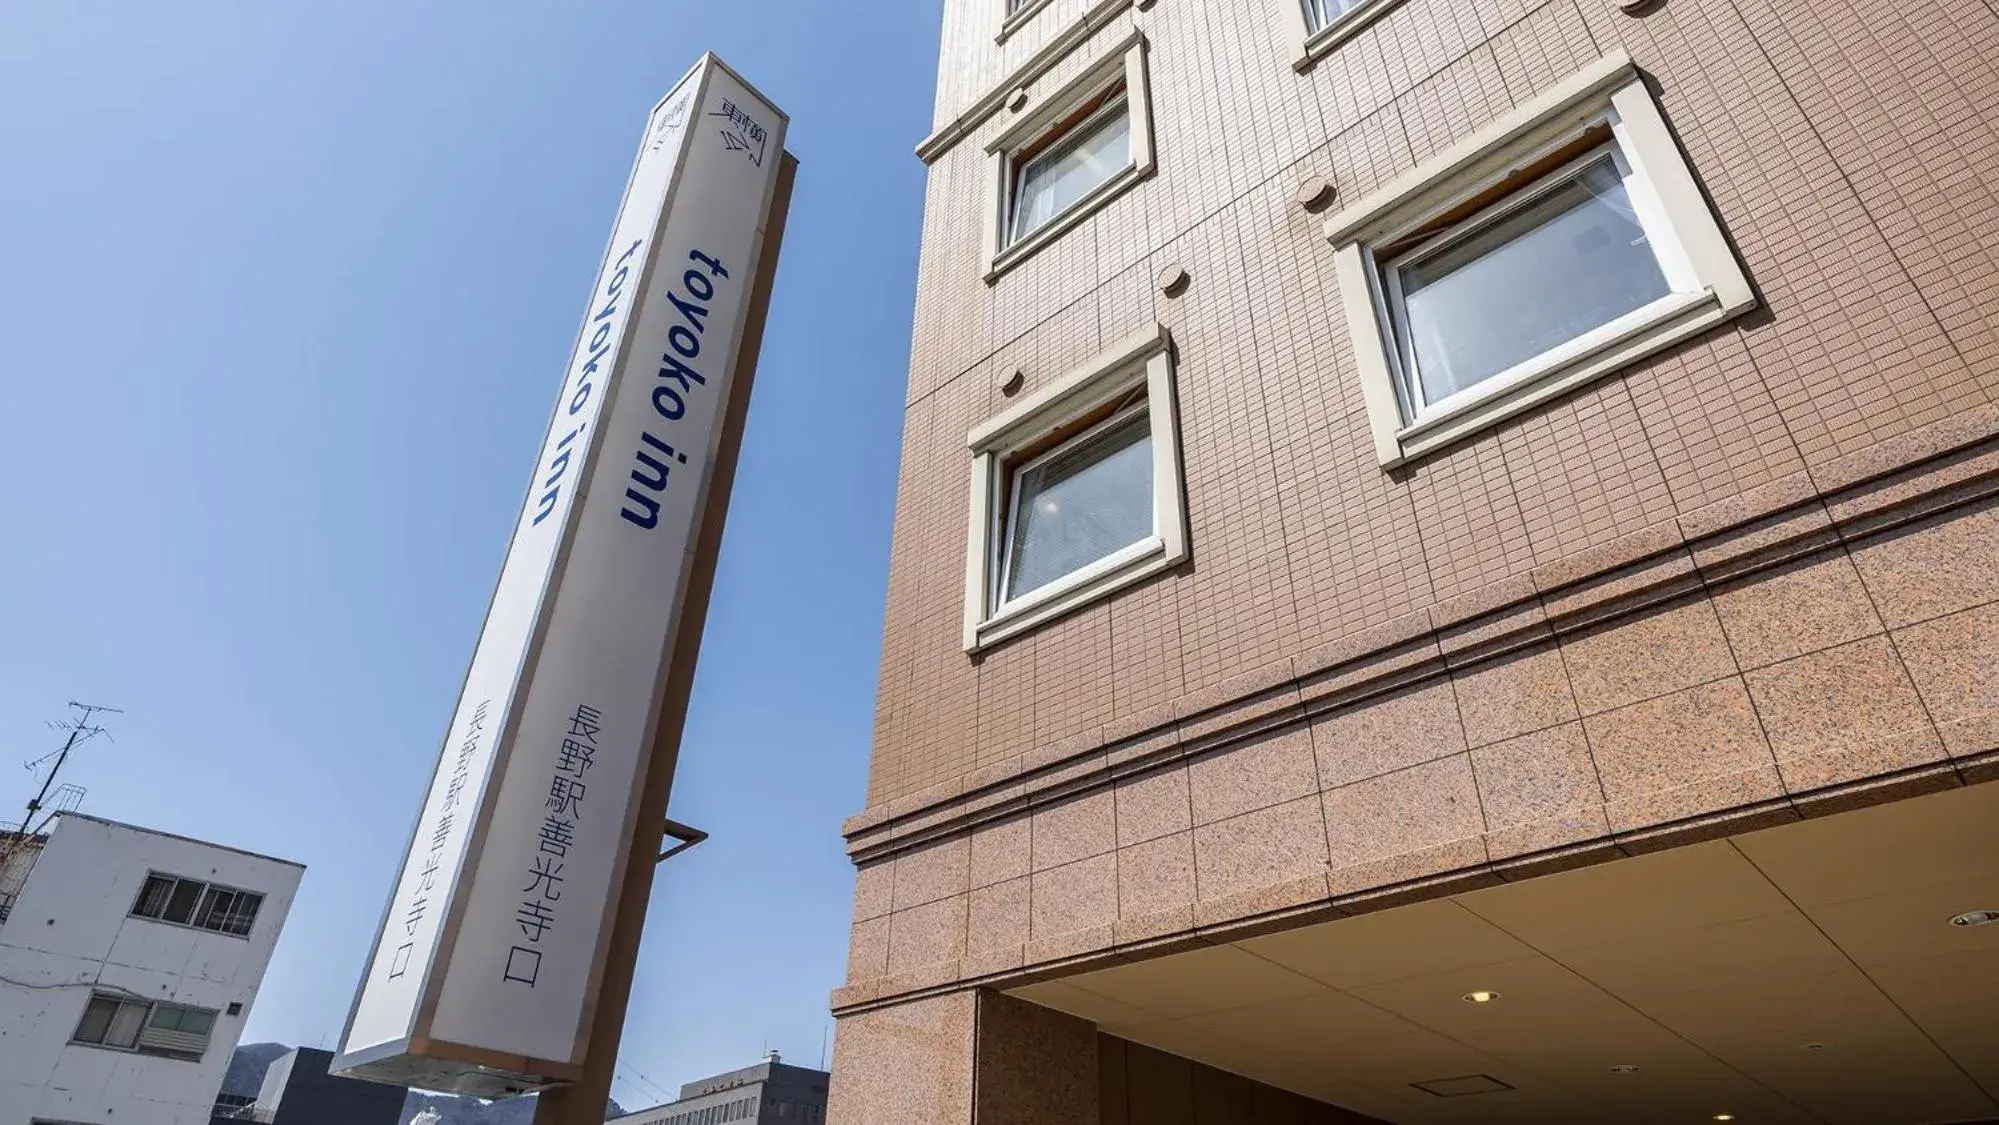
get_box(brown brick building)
[827,0,1999,1119]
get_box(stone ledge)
[844,411,1999,856]
[832,763,1989,1019]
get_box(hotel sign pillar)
[331,55,793,1102]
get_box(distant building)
[611,1054,828,1125]
[0,813,304,1125]
[209,1046,405,1125]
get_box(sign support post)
[533,150,795,1125]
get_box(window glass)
[1010,95,1130,244]
[162,878,204,925]
[223,892,262,936]
[148,1004,215,1035]
[1302,0,1371,31]
[73,996,118,1044]
[194,888,235,931]
[105,1000,148,1049]
[132,875,175,919]
[134,873,261,936]
[1002,408,1153,603]
[1390,153,1669,409]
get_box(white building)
[0,813,303,1125]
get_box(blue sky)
[0,0,934,1104]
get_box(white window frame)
[1323,52,1755,468]
[1275,0,1409,72]
[964,324,1185,651]
[983,32,1155,283]
[131,870,264,938]
[70,992,219,1062]
[996,400,1152,608]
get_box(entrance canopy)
[1011,781,1999,1124]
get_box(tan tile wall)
[868,0,1999,809]
[843,500,1999,1001]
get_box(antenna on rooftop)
[18,701,122,835]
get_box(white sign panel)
[333,54,786,1094]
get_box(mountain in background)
[222,1043,626,1124]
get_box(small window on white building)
[131,872,264,937]
[138,1001,216,1060]
[71,994,157,1052]
[195,886,264,937]
[983,33,1155,281]
[964,325,1185,651]
[1323,52,1754,467]
[132,874,176,919]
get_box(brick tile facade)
[836,0,1999,1030]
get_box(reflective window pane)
[224,892,263,937]
[1395,156,1670,406]
[1010,100,1130,244]
[1004,411,1152,602]
[132,875,175,919]
[1303,0,1371,32]
[194,888,233,931]
[163,878,203,925]
[106,1000,148,1049]
[74,996,118,1044]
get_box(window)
[1324,52,1754,467]
[1278,0,1408,70]
[964,324,1186,651]
[998,0,1055,42]
[132,872,263,937]
[1302,0,1371,31]
[984,33,1155,281]
[1001,405,1152,603]
[149,1003,217,1037]
[132,874,175,920]
[1384,147,1671,409]
[73,995,141,1048]
[1008,84,1130,246]
[71,993,217,1061]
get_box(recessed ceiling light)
[1713,1115,1735,1122]
[1950,909,1999,927]
[1608,1063,1640,1074]
[1461,990,1501,1004]
[1799,1042,1831,1052]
